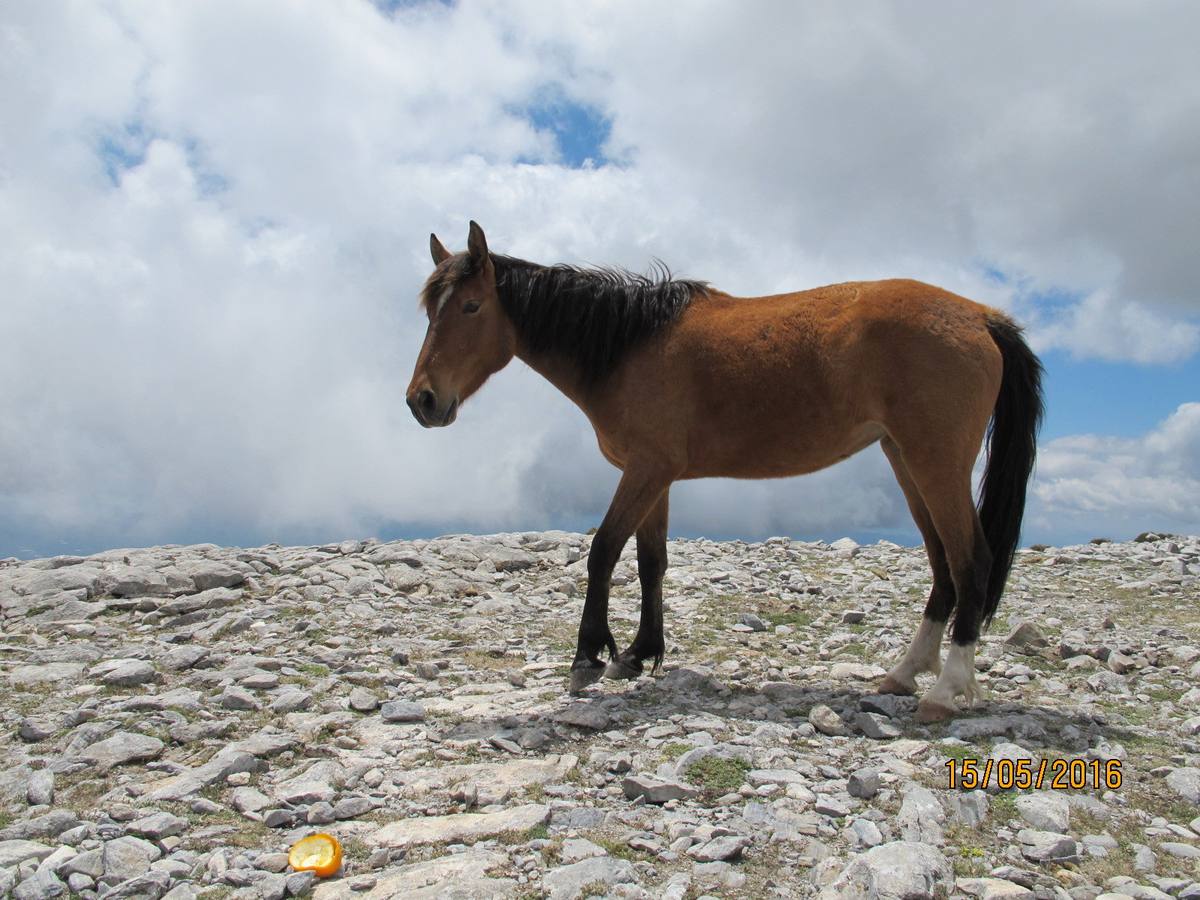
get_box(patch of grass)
[989,790,1018,824]
[951,842,987,878]
[297,662,330,677]
[837,641,869,659]
[660,742,691,761]
[593,835,647,862]
[684,756,751,795]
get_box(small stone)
[263,809,295,828]
[380,700,425,723]
[126,811,188,840]
[1005,622,1048,648]
[847,769,880,799]
[737,612,767,632]
[349,687,380,712]
[622,774,700,804]
[101,660,157,687]
[1015,792,1070,832]
[79,731,164,772]
[542,856,637,899]
[1017,829,1079,863]
[219,686,260,710]
[286,870,317,895]
[26,770,54,806]
[845,817,883,848]
[17,718,54,743]
[334,797,373,819]
[1166,767,1200,804]
[552,703,611,731]
[808,704,845,736]
[827,841,952,898]
[306,801,336,824]
[688,835,748,861]
[414,662,440,679]
[855,711,900,739]
[270,689,312,714]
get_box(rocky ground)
[0,530,1198,900]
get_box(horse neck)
[513,342,592,409]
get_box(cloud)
[1028,403,1200,541]
[0,1,1197,555]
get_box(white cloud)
[0,1,1197,554]
[1028,403,1200,541]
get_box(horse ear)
[430,233,451,264]
[467,220,488,264]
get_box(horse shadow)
[435,665,1150,763]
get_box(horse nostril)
[418,389,436,414]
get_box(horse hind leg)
[606,491,669,681]
[901,451,993,723]
[878,438,956,696]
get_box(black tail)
[979,315,1044,626]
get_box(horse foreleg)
[569,465,672,694]
[606,491,669,681]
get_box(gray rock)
[348,687,379,712]
[825,840,953,899]
[269,688,312,713]
[847,769,880,799]
[947,790,990,827]
[14,869,68,899]
[552,703,611,731]
[78,731,164,772]
[26,770,54,806]
[0,840,54,868]
[543,856,638,899]
[333,796,373,819]
[17,718,54,742]
[219,685,260,710]
[898,783,945,844]
[380,700,425,723]
[808,704,845,736]
[101,835,160,883]
[1166,767,1200,804]
[1015,791,1070,832]
[160,645,209,671]
[737,612,768,631]
[688,835,749,861]
[101,659,158,687]
[286,870,317,896]
[126,811,188,840]
[855,711,900,739]
[1005,621,1048,647]
[1017,829,1080,863]
[102,870,172,899]
[845,817,884,848]
[622,774,700,804]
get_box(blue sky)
[1,2,1197,559]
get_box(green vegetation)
[684,756,751,795]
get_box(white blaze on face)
[435,285,454,316]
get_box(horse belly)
[684,415,885,479]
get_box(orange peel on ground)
[287,832,343,878]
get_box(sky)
[1,0,1198,558]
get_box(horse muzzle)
[407,389,459,428]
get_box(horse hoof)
[915,698,957,723]
[603,658,642,681]
[877,674,916,696]
[569,662,605,694]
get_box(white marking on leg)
[885,617,945,691]
[920,642,983,712]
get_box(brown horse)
[407,222,1043,722]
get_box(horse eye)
[463,301,481,314]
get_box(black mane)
[492,254,705,384]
